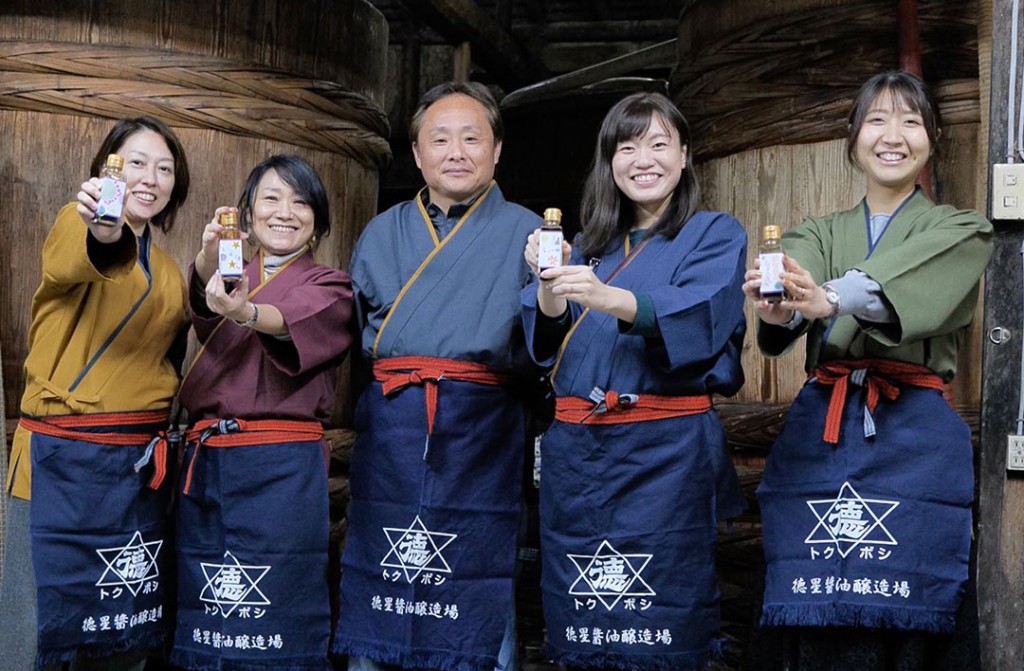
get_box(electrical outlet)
[993,164,1024,220]
[1008,435,1024,471]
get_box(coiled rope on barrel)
[0,42,392,168]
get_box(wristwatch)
[822,283,841,318]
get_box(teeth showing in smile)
[878,153,904,161]
[633,174,658,183]
[131,192,156,202]
[269,225,297,232]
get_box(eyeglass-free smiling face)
[118,129,176,232]
[611,113,688,230]
[854,91,931,196]
[248,168,316,256]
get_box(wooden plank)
[977,0,1024,665]
[452,41,472,83]
[937,122,984,406]
[501,39,676,109]
[536,40,673,75]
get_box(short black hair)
[237,155,331,244]
[409,81,504,144]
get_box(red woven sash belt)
[555,390,712,425]
[373,356,515,436]
[812,358,945,444]
[20,409,172,489]
[185,418,323,447]
[181,418,324,495]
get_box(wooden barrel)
[671,0,984,406]
[0,0,390,425]
[671,0,979,161]
[669,3,986,668]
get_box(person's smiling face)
[854,90,931,195]
[117,129,176,231]
[611,113,687,229]
[412,93,502,213]
[248,168,315,255]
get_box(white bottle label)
[219,238,244,280]
[538,228,564,270]
[95,176,126,224]
[760,251,785,297]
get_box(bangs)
[877,85,925,117]
[611,105,659,145]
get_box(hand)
[195,206,247,284]
[744,256,834,323]
[77,178,124,244]
[743,257,796,325]
[779,256,834,320]
[205,271,251,321]
[524,228,571,277]
[540,264,614,312]
[199,206,243,264]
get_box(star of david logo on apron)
[95,530,162,596]
[380,515,458,583]
[805,481,900,558]
[199,551,271,618]
[567,539,656,610]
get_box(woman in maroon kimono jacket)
[171,155,353,671]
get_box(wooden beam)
[523,19,679,42]
[539,41,675,75]
[397,0,549,88]
[977,0,1024,668]
[452,41,471,83]
[501,39,676,109]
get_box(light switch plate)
[993,164,1024,220]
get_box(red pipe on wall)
[896,0,934,198]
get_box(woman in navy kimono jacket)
[172,155,353,671]
[742,71,992,670]
[522,92,747,671]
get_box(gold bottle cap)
[105,154,124,170]
[219,210,239,227]
[543,208,562,224]
[763,225,781,239]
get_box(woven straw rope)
[671,0,978,158]
[0,42,391,168]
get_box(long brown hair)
[576,92,699,259]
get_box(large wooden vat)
[672,0,984,407]
[667,2,986,667]
[0,0,390,424]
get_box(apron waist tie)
[181,418,324,495]
[20,409,172,489]
[812,358,945,444]
[373,356,515,458]
[555,387,712,424]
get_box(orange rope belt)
[555,388,712,425]
[373,356,515,437]
[812,359,945,444]
[181,418,324,495]
[20,410,172,489]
